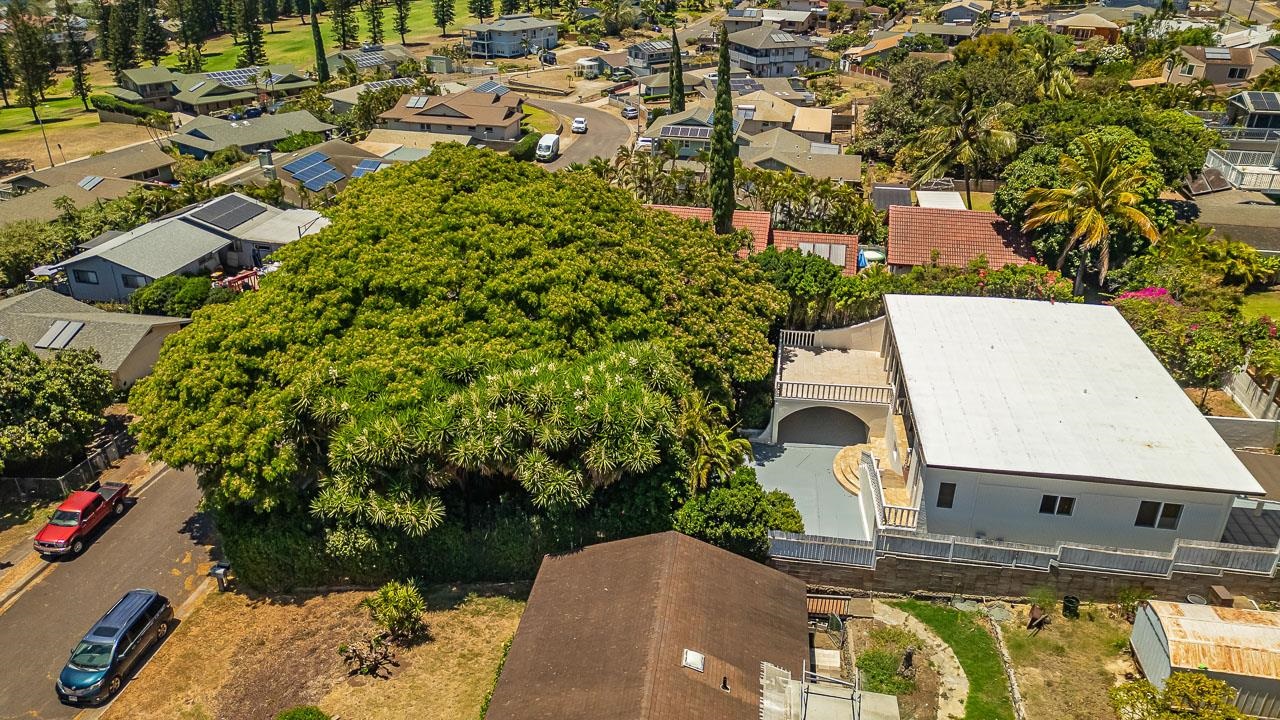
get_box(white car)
[571,117,588,134]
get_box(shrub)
[273,707,330,720]
[128,275,235,317]
[275,130,326,153]
[508,132,539,161]
[674,467,803,562]
[89,94,171,125]
[362,580,428,641]
[856,649,915,695]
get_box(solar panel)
[303,169,345,191]
[660,125,712,139]
[355,158,383,170]
[292,161,338,183]
[78,175,104,190]
[1204,47,1231,60]
[363,77,415,93]
[188,195,268,231]
[770,32,796,43]
[351,167,374,178]
[47,321,84,350]
[35,320,69,349]
[406,95,429,108]
[188,81,206,92]
[475,79,511,96]
[352,51,386,68]
[282,151,330,175]
[204,66,283,88]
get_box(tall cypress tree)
[237,0,267,66]
[432,0,454,36]
[136,0,169,66]
[106,0,140,81]
[263,0,278,31]
[499,0,517,14]
[10,0,52,121]
[709,22,735,235]
[330,0,358,49]
[468,0,493,23]
[668,28,684,114]
[309,0,330,80]
[365,0,384,44]
[57,0,92,109]
[224,0,242,42]
[0,36,12,107]
[95,0,111,59]
[392,0,410,43]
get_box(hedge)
[508,132,540,162]
[89,94,171,124]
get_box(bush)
[128,275,235,317]
[362,580,428,641]
[274,130,326,153]
[89,94,171,125]
[274,707,330,720]
[674,467,803,562]
[856,649,916,695]
[508,132,539,161]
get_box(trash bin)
[1062,595,1080,619]
[210,562,234,592]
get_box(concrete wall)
[921,466,1237,552]
[1208,415,1280,450]
[812,315,885,351]
[114,323,185,388]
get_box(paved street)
[531,100,634,170]
[0,467,211,720]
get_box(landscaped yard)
[1001,602,1134,720]
[1243,290,1280,320]
[523,105,561,135]
[848,619,939,720]
[103,583,525,720]
[891,600,1015,720]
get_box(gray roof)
[121,65,180,86]
[462,13,558,32]
[0,289,185,374]
[0,177,145,225]
[7,144,175,189]
[728,24,816,50]
[171,111,335,154]
[57,216,232,278]
[907,22,979,36]
[322,77,417,106]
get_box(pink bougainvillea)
[1111,287,1174,303]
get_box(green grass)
[1243,290,1280,320]
[523,105,559,134]
[891,600,1015,720]
[0,95,97,138]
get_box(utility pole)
[35,106,54,167]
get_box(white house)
[766,295,1265,551]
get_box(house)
[111,65,316,115]
[1170,46,1274,87]
[169,111,335,159]
[219,139,390,201]
[0,177,146,226]
[636,70,703,98]
[902,22,978,46]
[739,128,862,183]
[698,73,816,105]
[767,295,1265,551]
[728,24,823,78]
[484,532,900,720]
[647,204,860,273]
[0,289,187,388]
[724,7,767,33]
[2,144,175,197]
[643,103,748,157]
[324,43,417,75]
[886,206,1032,269]
[1052,12,1121,43]
[462,14,558,59]
[762,8,819,33]
[1224,90,1280,132]
[323,77,417,114]
[1078,2,1156,24]
[628,38,676,72]
[871,185,912,212]
[842,33,905,66]
[356,129,472,161]
[791,106,833,143]
[1190,189,1280,251]
[1130,601,1280,717]
[937,0,991,24]
[55,193,327,302]
[734,90,802,134]
[378,86,526,141]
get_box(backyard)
[892,599,1015,720]
[1244,290,1280,320]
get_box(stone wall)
[770,556,1280,603]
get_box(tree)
[678,390,750,494]
[674,467,803,562]
[365,0,384,45]
[1250,65,1280,92]
[330,0,359,48]
[128,275,235,316]
[57,0,93,110]
[0,342,114,475]
[0,36,12,108]
[1023,134,1161,284]
[224,0,244,43]
[1110,673,1246,720]
[9,0,54,121]
[237,0,268,67]
[432,0,455,36]
[392,0,411,43]
[345,82,411,131]
[106,0,141,80]
[1022,31,1073,100]
[136,0,169,65]
[709,23,735,235]
[468,0,493,23]
[911,83,1016,208]
[309,0,330,81]
[499,0,517,14]
[598,0,636,36]
[668,28,684,114]
[263,0,279,31]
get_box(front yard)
[103,583,525,720]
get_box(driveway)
[0,466,212,720]
[529,100,633,171]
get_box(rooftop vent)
[682,649,705,673]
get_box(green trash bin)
[1063,595,1080,619]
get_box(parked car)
[593,40,610,50]
[621,105,640,120]
[33,481,131,558]
[535,133,561,162]
[540,51,557,66]
[56,590,173,707]
[571,117,588,133]
[244,106,263,118]
[635,137,654,152]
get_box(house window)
[1227,67,1247,80]
[72,269,99,284]
[1039,494,1075,516]
[121,274,146,289]
[1135,501,1183,529]
[1179,64,1194,76]
[936,482,956,509]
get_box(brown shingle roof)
[378,88,525,128]
[1181,45,1254,66]
[485,532,808,720]
[887,205,1034,268]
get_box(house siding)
[114,323,184,387]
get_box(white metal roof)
[884,295,1264,494]
[914,190,968,210]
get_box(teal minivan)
[56,589,173,706]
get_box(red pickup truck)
[33,482,131,558]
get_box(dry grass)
[1184,388,1248,417]
[1001,603,1135,720]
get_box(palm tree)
[1024,32,1074,100]
[679,390,751,495]
[1251,66,1280,92]
[912,86,1016,209]
[1022,135,1161,286]
[1163,47,1188,82]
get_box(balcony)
[1204,149,1280,192]
[860,449,921,530]
[774,329,893,407]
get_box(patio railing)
[776,381,893,405]
[860,451,919,529]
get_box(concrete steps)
[833,445,862,496]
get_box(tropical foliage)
[128,275,237,317]
[0,343,113,475]
[1110,672,1246,720]
[361,580,428,641]
[673,467,803,562]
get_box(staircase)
[833,446,862,495]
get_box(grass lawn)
[1243,290,1280,320]
[523,105,560,134]
[103,583,525,720]
[892,600,1015,720]
[1001,603,1132,720]
[967,191,994,212]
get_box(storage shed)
[1131,600,1280,718]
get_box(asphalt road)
[531,100,634,171]
[0,467,211,720]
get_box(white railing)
[776,381,893,404]
[1216,126,1280,143]
[780,329,817,347]
[1206,149,1280,191]
[860,451,919,529]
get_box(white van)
[535,133,560,162]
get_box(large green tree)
[130,146,785,550]
[391,0,411,43]
[467,0,493,24]
[9,0,54,120]
[237,0,268,66]
[136,0,169,65]
[1110,673,1246,720]
[0,343,114,475]
[432,0,455,37]
[0,35,12,107]
[330,0,359,48]
[106,0,141,80]
[56,0,93,109]
[668,27,684,114]
[1021,30,1073,100]
[674,467,803,562]
[309,0,330,81]
[708,22,735,235]
[365,0,384,45]
[910,82,1016,208]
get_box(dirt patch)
[0,123,156,172]
[1184,388,1248,417]
[847,617,939,720]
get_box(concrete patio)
[753,443,871,542]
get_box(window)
[122,274,146,289]
[73,269,99,284]
[1180,63,1194,76]
[1228,67,1247,79]
[1039,495,1075,515]
[936,482,956,509]
[1136,501,1183,529]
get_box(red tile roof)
[887,206,1034,268]
[646,205,862,269]
[646,204,773,245]
[772,230,859,274]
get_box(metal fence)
[1,432,133,502]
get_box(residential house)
[842,33,905,66]
[791,106,833,143]
[0,177,146,225]
[356,129,472,161]
[1225,91,1280,131]
[2,144,175,197]
[697,73,817,105]
[0,289,187,388]
[648,204,860,273]
[1170,46,1275,87]
[636,70,703,98]
[484,531,902,720]
[765,294,1266,551]
[462,14,559,59]
[734,90,802,134]
[55,193,327,302]
[111,65,316,115]
[739,128,862,183]
[724,7,768,33]
[1130,601,1280,717]
[762,8,819,33]
[170,111,335,159]
[903,22,978,46]
[1079,2,1156,23]
[628,38,676,73]
[324,44,417,75]
[323,77,417,114]
[378,86,526,142]
[216,139,393,201]
[937,0,991,24]
[728,24,824,78]
[643,103,745,158]
[1052,12,1121,43]
[886,205,1032,269]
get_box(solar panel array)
[302,167,345,191]
[205,67,284,88]
[363,77,415,93]
[474,79,511,96]
[728,78,764,94]
[351,51,388,68]
[189,195,268,231]
[1203,47,1232,60]
[1245,91,1280,111]
[282,151,330,175]
[769,32,796,43]
[34,320,85,350]
[406,95,429,108]
[351,159,390,178]
[660,125,712,139]
[78,175,104,191]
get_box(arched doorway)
[776,406,869,446]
